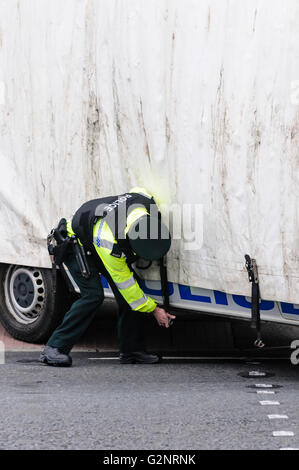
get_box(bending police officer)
[40,188,175,366]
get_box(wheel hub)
[4,266,46,324]
[13,273,35,308]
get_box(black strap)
[159,256,170,309]
[51,262,57,295]
[245,254,264,348]
[251,282,260,330]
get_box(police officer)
[40,188,175,366]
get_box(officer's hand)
[153,307,176,328]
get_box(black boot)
[39,346,72,367]
[120,351,161,364]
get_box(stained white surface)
[0,0,298,303]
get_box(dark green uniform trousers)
[47,253,147,353]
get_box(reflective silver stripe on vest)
[93,237,114,251]
[94,218,113,250]
[115,275,136,290]
[98,218,105,235]
[129,295,148,309]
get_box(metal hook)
[254,338,265,348]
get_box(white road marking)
[255,384,273,388]
[163,356,232,360]
[273,431,294,437]
[268,415,289,420]
[257,390,275,394]
[259,400,280,405]
[88,356,257,361]
[88,357,117,360]
[249,371,266,376]
[280,448,299,450]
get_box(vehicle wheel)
[0,263,71,344]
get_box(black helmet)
[127,215,171,261]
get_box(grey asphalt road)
[0,352,299,450]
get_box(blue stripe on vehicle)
[101,279,299,317]
[100,275,109,288]
[141,280,174,297]
[214,290,229,305]
[232,295,275,310]
[178,285,212,303]
[280,303,299,315]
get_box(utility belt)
[47,218,91,279]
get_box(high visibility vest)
[68,189,158,313]
[72,191,159,258]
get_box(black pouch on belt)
[51,218,73,266]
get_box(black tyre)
[0,263,71,344]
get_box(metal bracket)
[245,254,259,284]
[254,338,265,348]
